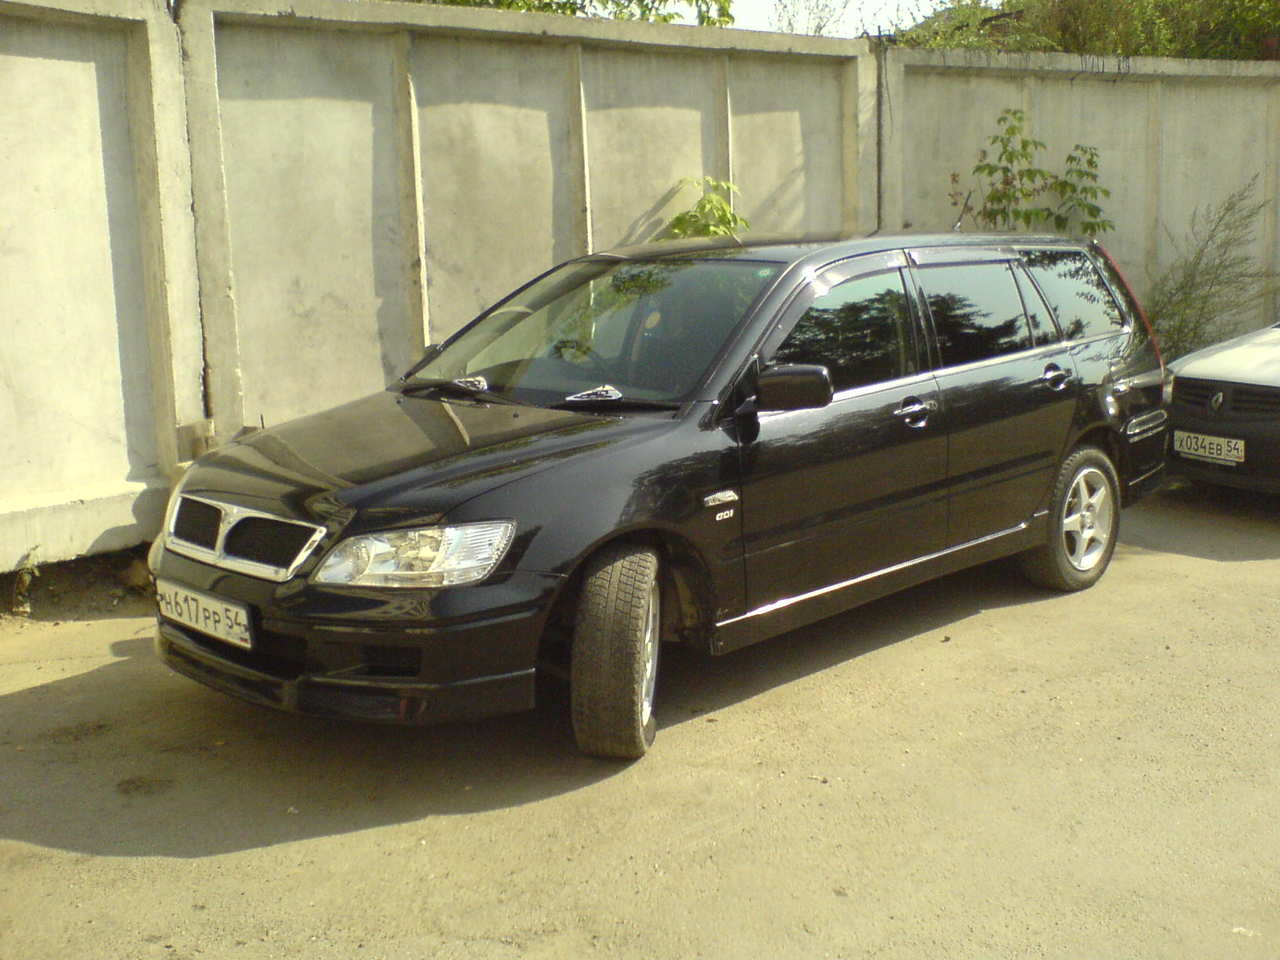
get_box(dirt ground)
[1,481,1277,960]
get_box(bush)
[951,108,1113,237]
[661,177,750,239]
[1146,177,1278,360]
[899,0,1279,61]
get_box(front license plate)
[156,579,253,649]
[1173,429,1245,465]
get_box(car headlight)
[312,521,516,588]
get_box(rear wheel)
[570,545,661,759]
[1021,446,1119,591]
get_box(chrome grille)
[1172,378,1215,407]
[1173,378,1280,418]
[171,497,220,549]
[167,496,327,581]
[1232,385,1280,415]
[223,516,319,569]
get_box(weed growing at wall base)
[950,108,1114,237]
[662,177,750,239]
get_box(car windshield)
[405,257,782,406]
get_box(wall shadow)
[369,60,411,386]
[614,184,682,247]
[747,162,805,233]
[730,57,846,235]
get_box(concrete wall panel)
[899,68,1026,234]
[1028,77,1153,279]
[890,50,1280,329]
[414,36,579,341]
[216,24,413,427]
[1155,80,1275,300]
[730,55,845,234]
[0,16,158,516]
[583,48,724,249]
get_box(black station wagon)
[150,233,1167,758]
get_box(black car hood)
[183,391,662,525]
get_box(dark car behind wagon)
[150,233,1167,758]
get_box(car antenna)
[952,190,973,232]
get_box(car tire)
[1020,446,1120,592]
[570,545,661,759]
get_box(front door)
[732,257,948,637]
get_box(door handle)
[1041,364,1071,391]
[893,396,936,428]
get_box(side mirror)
[754,363,834,412]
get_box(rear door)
[908,249,1079,545]
[736,254,947,614]
[1022,246,1167,489]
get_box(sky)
[721,0,947,37]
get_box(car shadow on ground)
[1120,480,1280,562]
[0,560,1052,859]
[7,481,1259,860]
[655,558,1045,725]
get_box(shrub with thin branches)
[1146,177,1279,361]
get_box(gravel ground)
[1,482,1277,960]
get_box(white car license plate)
[1173,429,1245,465]
[156,579,253,649]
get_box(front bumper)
[1169,457,1280,493]
[157,623,536,724]
[152,545,563,725]
[1168,411,1280,493]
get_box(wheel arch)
[1071,425,1122,471]
[1021,442,1121,592]
[537,527,719,669]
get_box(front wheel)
[570,545,661,759]
[1020,446,1120,592]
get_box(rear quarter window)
[1023,249,1126,341]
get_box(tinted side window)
[1091,248,1154,359]
[772,271,914,392]
[1013,265,1059,345]
[918,263,1033,367]
[1023,249,1125,340]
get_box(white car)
[1168,323,1280,492]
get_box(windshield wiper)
[398,376,518,405]
[553,395,681,411]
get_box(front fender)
[446,414,747,622]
